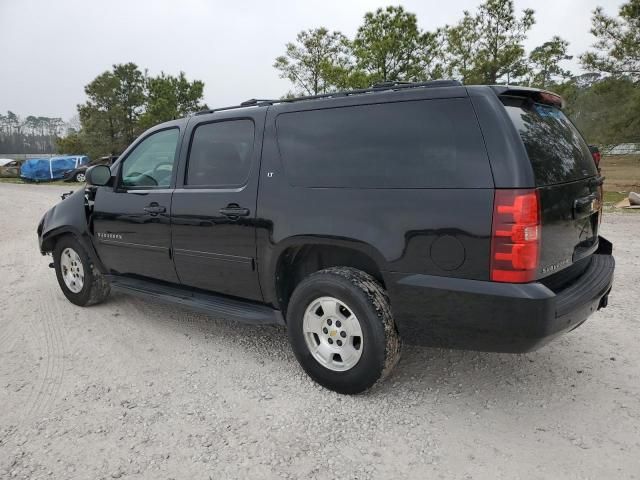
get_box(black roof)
[195,79,463,116]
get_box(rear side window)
[186,120,254,187]
[502,97,597,185]
[276,98,492,188]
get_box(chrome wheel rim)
[76,173,85,182]
[303,296,363,372]
[60,247,84,293]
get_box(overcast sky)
[0,0,624,120]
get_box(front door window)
[121,128,179,188]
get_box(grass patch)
[602,191,640,213]
[601,154,640,192]
[603,191,628,205]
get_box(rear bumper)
[386,238,615,353]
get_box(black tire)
[287,267,401,394]
[53,235,110,307]
[74,171,86,182]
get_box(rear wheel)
[53,235,110,306]
[287,267,401,394]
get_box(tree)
[78,70,122,157]
[5,111,21,134]
[63,64,206,158]
[580,0,640,79]
[529,36,573,88]
[274,28,352,95]
[421,29,447,80]
[77,63,146,156]
[444,12,482,84]
[328,65,370,91]
[352,6,424,83]
[554,76,640,144]
[5,66,205,156]
[56,130,87,155]
[473,0,535,84]
[140,72,206,128]
[112,63,146,144]
[66,114,81,135]
[0,111,64,154]
[24,116,38,135]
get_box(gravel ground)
[1,183,639,480]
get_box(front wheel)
[53,235,110,306]
[74,171,86,182]
[287,267,401,394]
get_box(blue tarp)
[20,156,89,181]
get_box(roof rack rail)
[239,98,275,106]
[371,80,414,88]
[194,79,462,116]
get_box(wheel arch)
[264,236,388,316]
[38,189,106,273]
[42,226,106,273]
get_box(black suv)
[37,80,615,394]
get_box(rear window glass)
[186,120,254,187]
[503,96,597,185]
[276,98,492,188]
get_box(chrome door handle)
[219,206,250,217]
[144,203,166,215]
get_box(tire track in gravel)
[23,283,66,419]
[42,283,67,416]
[0,212,49,422]
[0,206,48,355]
[0,318,20,353]
[19,298,49,422]
[0,251,31,353]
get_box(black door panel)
[171,192,262,300]
[92,189,178,282]
[92,123,183,282]
[171,111,265,301]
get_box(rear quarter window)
[502,96,597,185]
[276,98,492,189]
[186,120,255,187]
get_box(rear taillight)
[490,189,541,283]
[592,151,601,167]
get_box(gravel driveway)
[1,183,639,479]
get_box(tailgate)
[538,178,600,279]
[501,95,601,281]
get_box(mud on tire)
[53,235,110,307]
[287,267,401,394]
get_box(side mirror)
[86,165,112,187]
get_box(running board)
[105,275,285,326]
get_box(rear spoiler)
[490,85,565,109]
